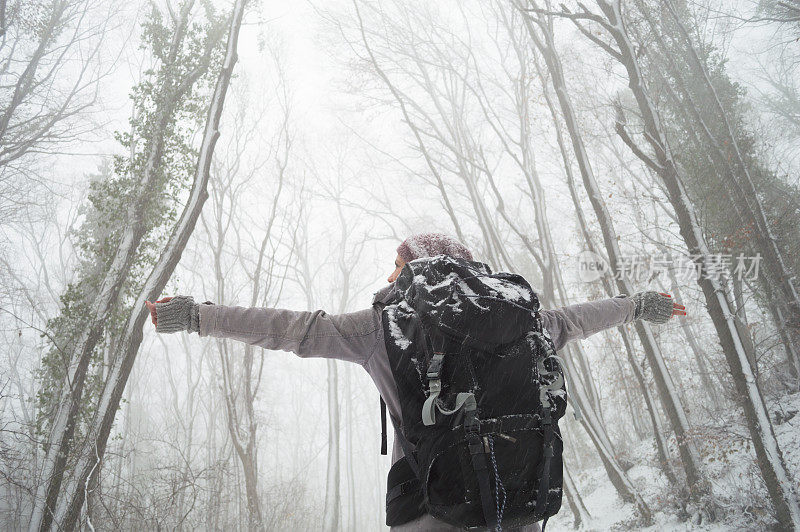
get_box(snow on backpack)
[378,255,568,531]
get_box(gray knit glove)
[630,291,674,324]
[155,296,200,334]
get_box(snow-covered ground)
[547,392,800,531]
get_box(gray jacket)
[197,285,636,531]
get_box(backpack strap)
[380,396,388,455]
[464,406,499,531]
[531,312,563,519]
[534,407,555,517]
[467,433,499,531]
[421,353,444,426]
[380,396,420,477]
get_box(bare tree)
[752,52,800,144]
[754,0,800,34]
[29,1,247,529]
[201,65,295,529]
[0,0,115,225]
[628,0,800,384]
[515,2,708,509]
[525,0,800,526]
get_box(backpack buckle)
[464,408,479,433]
[422,376,442,426]
[426,353,445,379]
[422,354,447,426]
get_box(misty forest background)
[1,0,800,530]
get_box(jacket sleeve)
[539,296,636,351]
[197,304,383,366]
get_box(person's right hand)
[631,291,682,324]
[145,297,173,327]
[659,292,687,318]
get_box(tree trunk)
[663,252,725,408]
[31,3,247,529]
[322,360,341,531]
[345,366,357,530]
[519,2,703,496]
[562,346,653,522]
[609,341,647,440]
[563,463,591,528]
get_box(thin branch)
[614,122,664,174]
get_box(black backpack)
[378,255,567,531]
